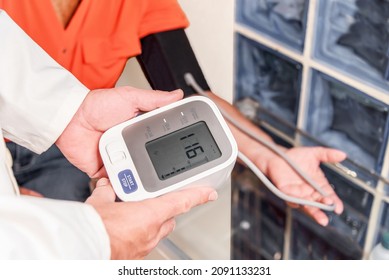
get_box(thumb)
[314,148,347,163]
[133,89,184,112]
[86,178,116,204]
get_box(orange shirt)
[0,0,189,89]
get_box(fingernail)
[319,218,328,227]
[96,178,109,187]
[171,89,183,95]
[208,191,218,201]
[338,150,347,157]
[335,206,343,215]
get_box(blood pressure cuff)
[137,29,211,97]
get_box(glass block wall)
[232,0,389,259]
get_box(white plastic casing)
[99,96,238,201]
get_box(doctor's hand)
[266,146,347,226]
[86,178,218,259]
[56,87,183,178]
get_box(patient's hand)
[266,146,346,226]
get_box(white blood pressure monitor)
[99,96,238,201]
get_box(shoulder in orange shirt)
[1,0,189,89]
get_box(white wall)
[178,0,235,101]
[116,0,235,102]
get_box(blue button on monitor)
[118,169,138,194]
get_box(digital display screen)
[146,121,222,180]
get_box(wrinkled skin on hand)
[56,87,184,178]
[86,178,218,259]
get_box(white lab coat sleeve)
[0,10,89,154]
[0,196,111,259]
[0,10,111,259]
